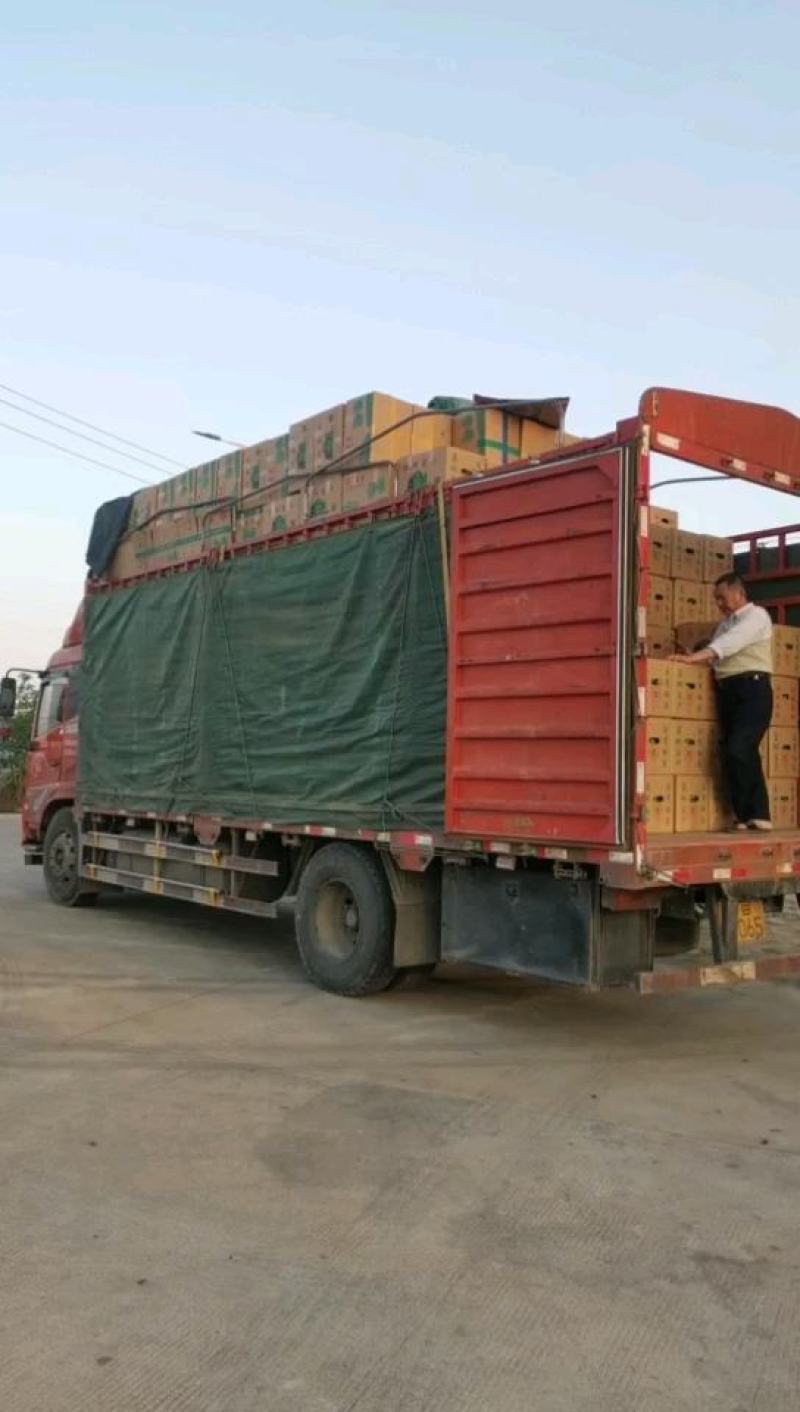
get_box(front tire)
[43,808,97,907]
[295,843,396,996]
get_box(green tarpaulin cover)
[79,511,447,832]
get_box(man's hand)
[669,648,715,666]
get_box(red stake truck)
[6,387,800,996]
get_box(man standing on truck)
[673,572,773,831]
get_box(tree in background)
[0,675,37,809]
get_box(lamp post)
[192,430,247,449]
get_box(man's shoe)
[748,819,773,831]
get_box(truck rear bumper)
[637,949,800,994]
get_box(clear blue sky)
[2,0,799,664]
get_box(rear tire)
[295,843,396,996]
[43,808,97,908]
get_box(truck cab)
[19,603,83,863]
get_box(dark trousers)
[716,673,772,823]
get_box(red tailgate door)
[446,445,635,847]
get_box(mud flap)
[441,863,593,984]
[381,853,442,967]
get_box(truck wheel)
[43,808,97,908]
[295,843,396,996]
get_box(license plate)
[737,900,766,946]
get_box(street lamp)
[192,430,247,449]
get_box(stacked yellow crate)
[646,507,730,832]
[302,395,488,518]
[647,514,730,657]
[646,507,800,832]
[761,629,800,828]
[645,660,718,833]
[113,393,574,569]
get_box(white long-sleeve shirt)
[710,602,773,679]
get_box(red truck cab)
[19,601,83,863]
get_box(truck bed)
[645,827,800,885]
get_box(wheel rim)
[314,880,361,960]
[49,828,77,898]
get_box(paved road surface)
[1,813,799,1410]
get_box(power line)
[0,395,170,477]
[0,420,149,485]
[0,379,184,468]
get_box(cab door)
[24,673,71,836]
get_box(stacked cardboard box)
[649,505,678,531]
[759,647,800,827]
[339,393,452,470]
[337,447,488,511]
[646,513,732,657]
[289,404,345,477]
[112,393,574,579]
[645,660,719,832]
[241,436,290,496]
[341,463,396,512]
[288,392,452,478]
[645,506,800,831]
[448,405,576,467]
[452,407,522,463]
[773,624,800,677]
[646,508,724,832]
[394,447,486,497]
[239,482,305,540]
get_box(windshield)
[33,675,68,739]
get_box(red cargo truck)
[6,387,800,996]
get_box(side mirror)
[0,676,17,719]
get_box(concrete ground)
[1,815,800,1411]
